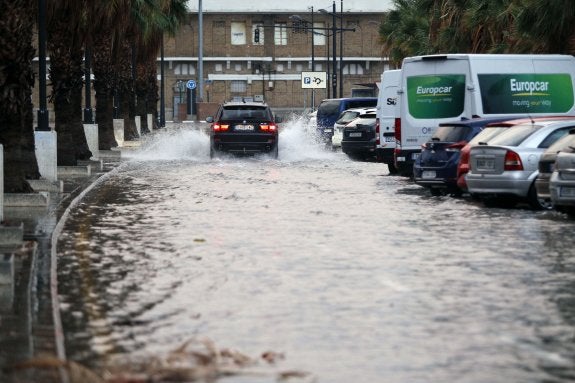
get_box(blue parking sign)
[186,79,197,90]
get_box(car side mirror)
[206,116,214,123]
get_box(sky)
[186,0,394,13]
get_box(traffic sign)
[186,79,197,90]
[301,71,327,89]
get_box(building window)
[174,63,196,76]
[215,63,223,72]
[235,63,242,71]
[315,63,323,71]
[277,63,284,72]
[252,23,264,45]
[231,80,247,93]
[274,23,287,45]
[231,22,246,45]
[296,64,303,72]
[313,22,326,45]
[343,63,364,75]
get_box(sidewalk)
[0,150,123,383]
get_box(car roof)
[439,116,525,128]
[222,101,269,107]
[342,107,376,114]
[486,115,575,127]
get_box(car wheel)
[387,162,398,175]
[272,144,279,159]
[564,206,575,219]
[527,184,552,210]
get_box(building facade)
[163,8,389,118]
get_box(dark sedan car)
[341,111,378,160]
[207,101,279,158]
[413,117,517,196]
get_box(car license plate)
[235,124,254,131]
[560,186,575,197]
[422,170,436,179]
[349,132,362,137]
[476,158,495,170]
[385,136,395,142]
[324,128,333,133]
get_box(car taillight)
[375,118,380,145]
[459,149,469,165]
[394,118,401,142]
[213,123,229,131]
[504,150,523,171]
[260,123,277,131]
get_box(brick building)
[163,1,391,119]
[33,2,392,122]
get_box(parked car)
[457,116,575,192]
[341,110,378,160]
[535,128,575,205]
[550,140,575,218]
[331,107,376,150]
[413,116,516,196]
[466,119,575,209]
[207,101,279,159]
[316,97,377,145]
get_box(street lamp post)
[320,2,338,99]
[37,0,49,131]
[160,35,166,127]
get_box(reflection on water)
[57,121,575,382]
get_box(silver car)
[466,119,575,209]
[549,134,575,218]
[535,128,575,203]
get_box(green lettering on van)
[479,74,574,114]
[407,75,465,119]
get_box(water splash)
[123,117,340,163]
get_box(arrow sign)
[301,71,327,89]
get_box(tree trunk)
[0,0,40,192]
[48,8,92,165]
[92,32,118,150]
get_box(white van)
[394,54,575,176]
[376,69,401,173]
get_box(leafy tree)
[0,0,40,192]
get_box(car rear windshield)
[349,117,376,127]
[221,106,270,120]
[336,111,360,124]
[485,124,542,146]
[468,126,510,145]
[431,125,470,142]
[317,100,341,115]
[546,131,575,153]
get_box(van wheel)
[527,184,552,210]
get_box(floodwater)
[57,118,575,383]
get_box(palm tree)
[513,0,575,53]
[0,0,40,192]
[47,0,93,165]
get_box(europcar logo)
[407,75,466,119]
[479,74,574,114]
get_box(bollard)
[113,119,124,147]
[34,130,58,182]
[83,123,99,159]
[147,113,154,131]
[135,116,141,137]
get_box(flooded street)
[57,119,575,383]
